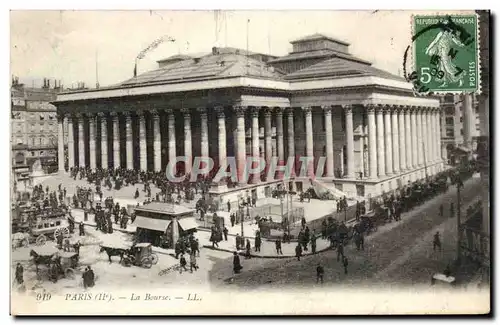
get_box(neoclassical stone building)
[54,34,442,200]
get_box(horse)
[99,246,128,263]
[30,250,57,274]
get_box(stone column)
[426,108,433,164]
[416,108,424,167]
[436,109,442,161]
[198,107,209,159]
[286,107,295,175]
[367,105,377,179]
[88,114,97,170]
[139,112,147,171]
[77,114,85,167]
[124,112,133,170]
[234,106,247,183]
[344,105,355,179]
[264,108,272,168]
[429,109,436,163]
[152,111,162,172]
[167,109,176,166]
[275,107,285,164]
[215,106,227,170]
[98,113,108,169]
[397,106,406,172]
[182,108,192,175]
[391,106,400,174]
[410,108,418,169]
[67,115,75,170]
[57,115,65,172]
[251,107,260,183]
[383,107,393,176]
[111,112,120,169]
[404,107,412,170]
[422,108,429,165]
[323,106,334,177]
[376,106,385,177]
[303,106,314,177]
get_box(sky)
[10,10,431,89]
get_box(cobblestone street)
[207,177,483,290]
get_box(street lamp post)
[456,173,464,266]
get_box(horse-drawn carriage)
[12,206,71,249]
[100,242,159,269]
[29,245,80,281]
[257,215,288,238]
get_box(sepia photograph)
[9,9,491,315]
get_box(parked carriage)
[29,245,60,280]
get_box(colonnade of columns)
[58,104,442,181]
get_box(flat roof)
[134,202,195,216]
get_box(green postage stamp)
[413,14,479,93]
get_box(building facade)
[11,80,63,185]
[53,34,442,200]
[440,93,480,165]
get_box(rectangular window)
[460,117,463,123]
[445,117,454,125]
[446,129,454,137]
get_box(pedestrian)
[342,256,349,275]
[227,201,231,212]
[255,234,261,252]
[337,242,344,262]
[223,226,228,241]
[311,235,317,255]
[245,239,252,259]
[275,238,283,255]
[230,213,235,227]
[82,267,89,289]
[179,254,188,273]
[235,233,241,251]
[316,263,324,284]
[175,241,181,259]
[295,244,302,261]
[450,202,455,218]
[189,252,198,273]
[87,266,95,287]
[233,252,242,274]
[433,231,442,252]
[15,263,23,285]
[79,222,85,236]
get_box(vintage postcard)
[10,10,490,315]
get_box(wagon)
[58,251,80,279]
[30,245,60,280]
[126,243,159,269]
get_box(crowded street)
[206,176,483,289]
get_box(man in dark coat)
[342,256,349,275]
[79,223,85,236]
[275,239,282,255]
[235,234,242,251]
[245,239,252,259]
[316,263,324,283]
[227,201,231,212]
[15,263,23,285]
[223,226,229,241]
[311,235,317,254]
[87,266,95,287]
[233,252,242,274]
[255,234,261,252]
[230,213,235,227]
[337,243,344,262]
[295,244,302,261]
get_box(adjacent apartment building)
[440,93,480,165]
[11,78,64,185]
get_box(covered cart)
[124,243,159,269]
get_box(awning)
[134,216,171,232]
[177,217,198,231]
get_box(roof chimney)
[212,47,219,55]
